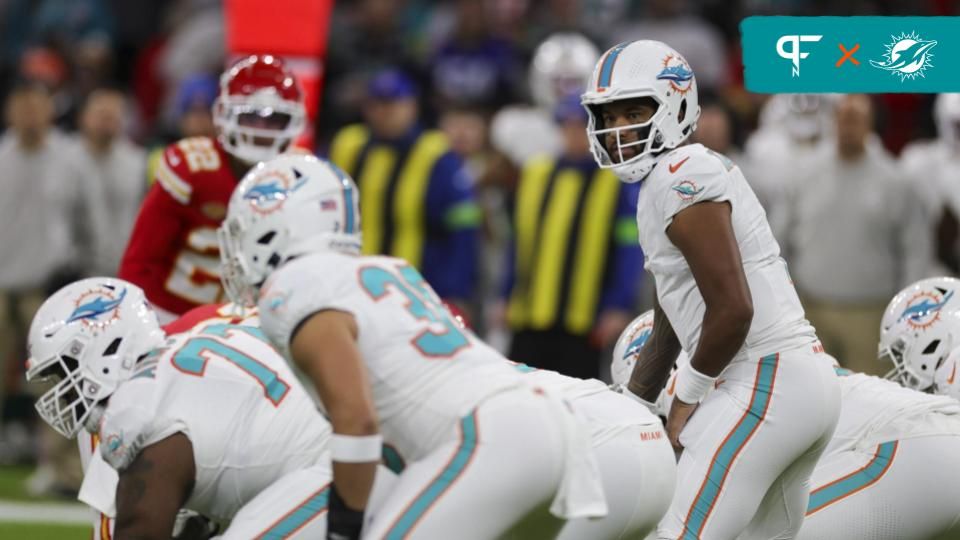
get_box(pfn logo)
[777,35,823,76]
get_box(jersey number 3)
[360,265,469,357]
[171,325,290,405]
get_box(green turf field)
[0,465,90,539]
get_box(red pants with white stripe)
[657,348,840,540]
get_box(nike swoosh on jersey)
[668,156,690,174]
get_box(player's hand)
[666,397,698,453]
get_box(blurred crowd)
[2,0,960,495]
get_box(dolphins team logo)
[624,325,654,361]
[67,286,126,330]
[672,180,704,200]
[870,31,937,81]
[656,54,694,95]
[899,289,954,330]
[244,167,309,214]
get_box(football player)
[27,278,338,539]
[118,55,306,324]
[583,40,841,539]
[219,154,609,539]
[614,295,960,540]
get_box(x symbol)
[836,43,860,67]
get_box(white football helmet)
[219,153,362,306]
[529,33,600,111]
[26,278,164,438]
[879,276,960,391]
[611,310,654,387]
[581,40,701,183]
[612,310,698,416]
[933,347,960,400]
[934,93,960,148]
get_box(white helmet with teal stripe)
[581,40,701,182]
[219,153,362,306]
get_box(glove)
[326,484,365,540]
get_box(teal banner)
[741,16,960,93]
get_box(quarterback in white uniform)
[615,307,960,540]
[582,40,841,539]
[219,154,608,539]
[26,278,336,539]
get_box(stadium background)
[0,0,958,537]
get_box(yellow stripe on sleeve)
[528,169,584,330]
[358,147,397,255]
[329,124,370,177]
[392,132,449,268]
[565,170,620,334]
[507,157,555,329]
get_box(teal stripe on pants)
[806,441,898,515]
[385,412,479,539]
[257,484,330,539]
[682,354,780,540]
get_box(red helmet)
[213,55,306,164]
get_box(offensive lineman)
[119,54,306,323]
[26,278,338,539]
[582,40,841,538]
[218,154,608,539]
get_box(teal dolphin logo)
[657,65,694,84]
[245,168,308,205]
[899,290,953,324]
[672,181,704,199]
[870,32,937,81]
[624,328,653,359]
[67,288,127,324]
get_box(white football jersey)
[94,324,330,522]
[258,252,527,462]
[827,368,960,455]
[635,143,817,359]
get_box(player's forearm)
[628,302,681,402]
[688,301,753,378]
[332,461,377,509]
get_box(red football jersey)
[119,137,244,316]
[161,302,255,334]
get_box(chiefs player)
[118,55,306,323]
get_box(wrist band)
[330,434,382,463]
[620,385,660,416]
[674,362,716,405]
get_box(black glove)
[327,484,365,540]
[172,512,220,540]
